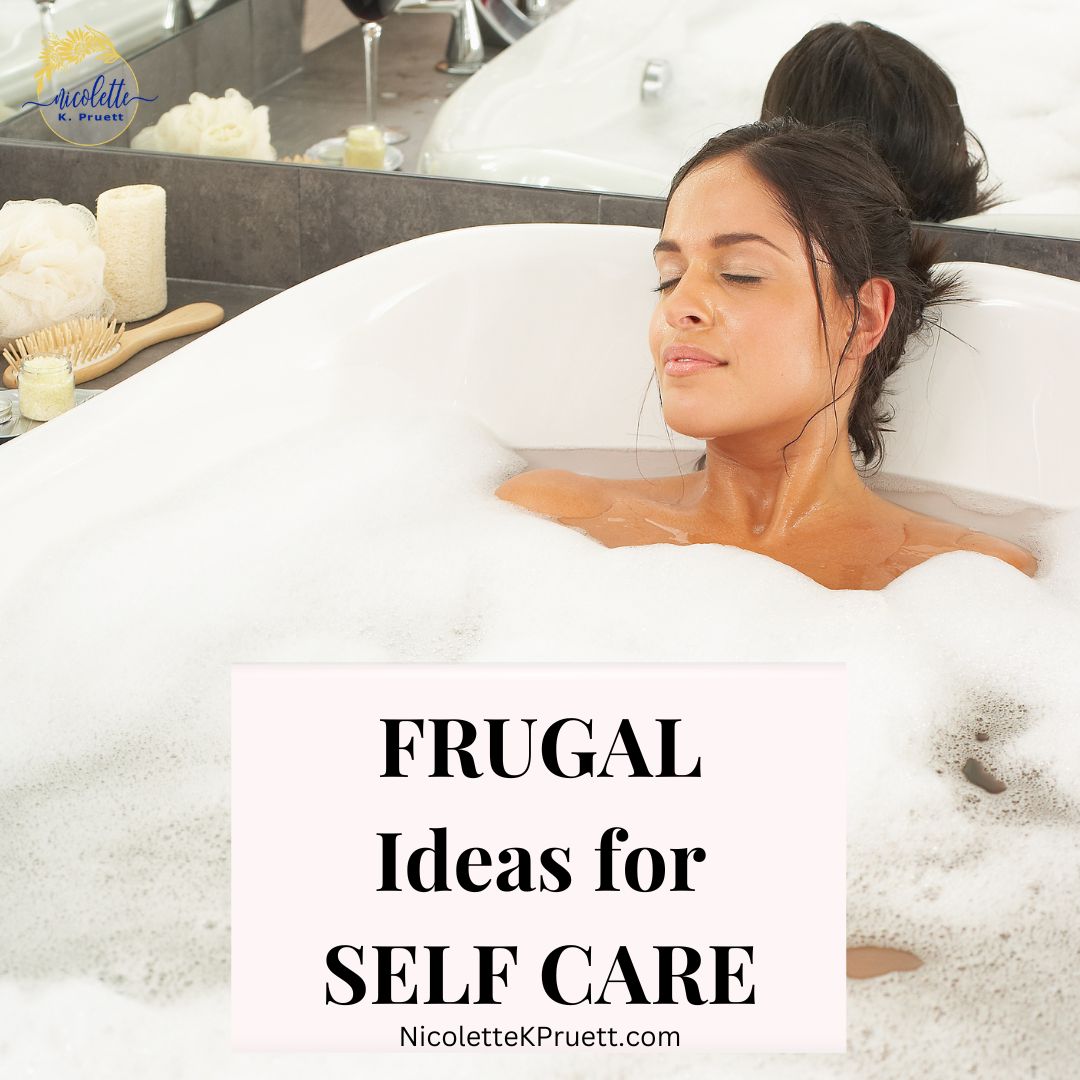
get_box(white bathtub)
[419,0,1080,211]
[4,223,1076,543]
[4,223,1080,1079]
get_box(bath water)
[2,384,1078,1078]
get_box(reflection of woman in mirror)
[761,21,998,223]
[496,119,1038,592]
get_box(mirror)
[2,0,1078,241]
[0,0,240,119]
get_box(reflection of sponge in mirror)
[130,89,275,161]
[96,184,167,323]
[200,122,253,159]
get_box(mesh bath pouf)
[0,198,114,348]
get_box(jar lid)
[21,354,71,375]
[346,124,384,147]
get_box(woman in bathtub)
[496,118,1038,592]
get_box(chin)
[662,411,727,440]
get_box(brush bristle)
[2,315,125,372]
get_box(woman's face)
[649,154,857,448]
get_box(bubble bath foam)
[1,388,1078,1078]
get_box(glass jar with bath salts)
[344,124,386,169]
[17,354,76,421]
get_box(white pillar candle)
[95,184,167,322]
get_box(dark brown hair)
[666,117,961,474]
[761,21,999,222]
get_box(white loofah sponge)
[129,88,276,160]
[0,198,113,346]
[96,185,167,323]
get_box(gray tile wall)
[297,167,601,279]
[0,142,302,288]
[0,140,624,288]
[0,139,1077,289]
[598,194,664,229]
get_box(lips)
[662,342,728,377]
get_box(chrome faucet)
[389,0,485,75]
[33,0,55,43]
[641,59,671,104]
[163,0,195,33]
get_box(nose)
[660,264,716,329]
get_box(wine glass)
[339,0,408,145]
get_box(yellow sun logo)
[34,26,120,97]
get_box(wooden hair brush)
[2,302,225,389]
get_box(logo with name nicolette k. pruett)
[24,26,157,147]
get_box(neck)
[694,424,872,541]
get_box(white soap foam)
[2,393,1078,1079]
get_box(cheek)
[737,303,834,401]
[648,308,665,367]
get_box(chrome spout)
[163,0,195,33]
[390,0,485,75]
[34,0,55,43]
[641,58,671,104]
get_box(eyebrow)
[652,232,789,259]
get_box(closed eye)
[652,274,762,293]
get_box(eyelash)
[652,274,762,292]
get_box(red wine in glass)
[339,0,399,19]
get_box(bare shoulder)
[495,469,614,520]
[903,510,1038,576]
[953,529,1039,577]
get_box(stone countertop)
[1,278,277,443]
[262,13,490,170]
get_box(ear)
[852,277,896,360]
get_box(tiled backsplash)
[2,137,1077,290]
